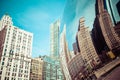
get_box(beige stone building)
[92,0,120,57]
[0,14,33,80]
[77,17,101,68]
[30,57,43,80]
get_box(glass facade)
[116,1,120,16]
[42,56,64,80]
[42,19,64,80]
[61,0,96,50]
[105,0,120,25]
[50,20,60,59]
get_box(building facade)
[93,0,120,57]
[0,23,6,61]
[72,42,79,55]
[77,17,100,68]
[30,58,43,80]
[0,15,33,80]
[105,0,120,40]
[116,1,120,16]
[50,20,60,59]
[49,20,64,80]
[42,55,64,80]
[114,23,120,38]
[68,53,85,80]
[59,25,72,80]
[105,0,120,25]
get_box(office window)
[2,62,4,65]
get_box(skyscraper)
[105,0,120,25]
[77,17,100,68]
[42,20,64,80]
[93,0,120,56]
[0,15,33,80]
[50,20,60,59]
[59,25,72,80]
[105,0,120,40]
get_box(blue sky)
[0,0,66,57]
[0,0,96,57]
[61,0,95,50]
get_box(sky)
[0,0,97,57]
[0,0,66,57]
[61,0,95,50]
[61,0,120,50]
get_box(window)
[6,45,7,48]
[2,62,4,65]
[3,57,5,61]
[8,72,10,76]
[0,71,2,75]
[4,49,7,52]
[5,77,9,80]
[4,53,6,56]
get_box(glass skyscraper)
[50,20,60,59]
[42,20,64,80]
